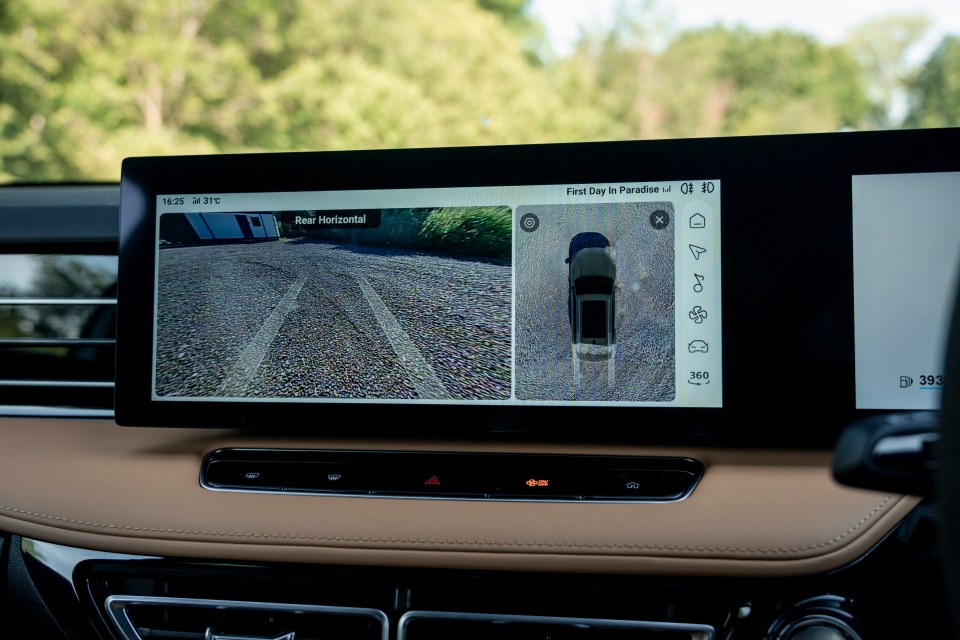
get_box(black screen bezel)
[116,128,960,441]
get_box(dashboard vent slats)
[105,596,389,640]
[0,337,115,347]
[0,186,120,417]
[398,611,716,640]
[0,295,117,414]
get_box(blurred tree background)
[0,0,957,183]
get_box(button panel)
[201,450,703,502]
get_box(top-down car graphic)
[566,232,616,349]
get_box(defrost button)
[204,461,287,490]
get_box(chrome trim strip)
[0,338,115,347]
[0,405,114,417]
[0,297,116,305]
[0,380,114,388]
[105,595,390,640]
[873,432,940,456]
[201,482,698,504]
[774,615,862,640]
[207,630,295,640]
[22,538,157,597]
[397,610,715,640]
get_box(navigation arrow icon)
[689,244,707,260]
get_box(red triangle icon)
[424,475,441,486]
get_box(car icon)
[566,232,616,349]
[688,340,709,353]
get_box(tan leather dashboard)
[0,418,919,576]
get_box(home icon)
[689,213,706,229]
[625,481,640,489]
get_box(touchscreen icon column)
[678,197,719,405]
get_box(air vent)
[0,186,119,417]
[105,596,389,640]
[398,611,715,640]
[0,271,117,415]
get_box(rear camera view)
[155,207,511,401]
[515,203,676,401]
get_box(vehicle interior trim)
[198,484,700,505]
[0,419,920,576]
[0,406,114,418]
[21,537,158,592]
[199,449,704,503]
[396,610,716,640]
[105,595,390,640]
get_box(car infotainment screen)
[116,128,960,437]
[152,183,722,408]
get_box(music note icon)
[693,273,704,293]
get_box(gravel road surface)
[156,240,511,400]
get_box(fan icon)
[688,305,708,324]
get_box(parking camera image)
[155,207,511,401]
[515,202,675,401]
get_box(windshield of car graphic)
[576,277,615,296]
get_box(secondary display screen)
[152,181,723,407]
[853,171,960,410]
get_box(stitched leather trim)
[0,494,897,556]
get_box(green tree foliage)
[845,13,931,127]
[473,0,550,65]
[706,27,871,136]
[2,0,958,185]
[420,206,511,259]
[553,0,672,141]
[563,22,871,139]
[475,0,530,31]
[303,209,432,249]
[905,36,960,128]
[287,206,510,259]
[0,0,603,183]
[356,209,432,249]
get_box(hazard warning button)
[372,466,477,497]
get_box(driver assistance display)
[153,181,722,407]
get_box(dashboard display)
[116,129,960,436]
[152,182,722,407]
